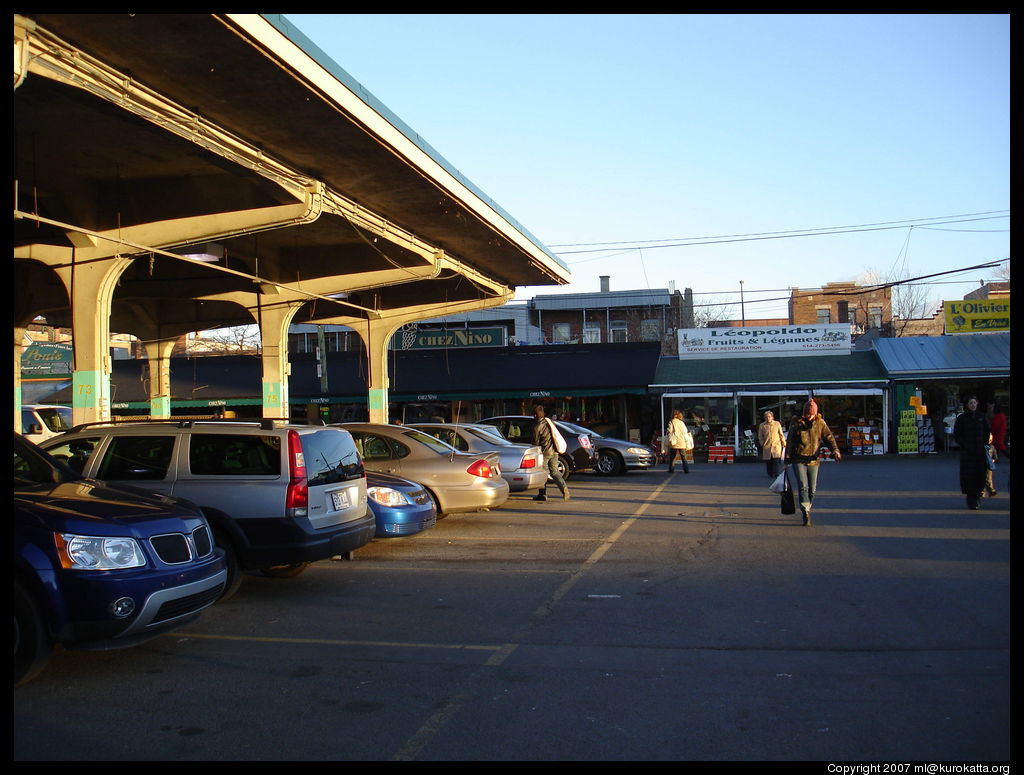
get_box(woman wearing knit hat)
[785,399,842,526]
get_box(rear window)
[402,429,459,455]
[189,434,281,476]
[300,429,364,485]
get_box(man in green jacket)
[785,399,842,526]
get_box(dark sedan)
[556,420,657,475]
[477,416,599,479]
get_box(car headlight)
[54,533,147,570]
[367,486,412,507]
[627,447,650,455]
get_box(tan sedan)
[339,423,510,516]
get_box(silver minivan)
[40,420,375,599]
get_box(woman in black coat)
[953,395,991,510]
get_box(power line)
[549,211,1010,257]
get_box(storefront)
[873,333,1010,453]
[653,324,891,459]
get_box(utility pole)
[740,281,746,325]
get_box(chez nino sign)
[677,323,852,359]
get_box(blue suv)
[14,434,227,686]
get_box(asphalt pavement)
[13,452,1011,762]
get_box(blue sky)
[285,13,1010,319]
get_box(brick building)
[789,281,893,334]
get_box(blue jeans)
[792,463,820,512]
[540,452,567,496]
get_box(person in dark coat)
[953,395,990,510]
[785,399,841,526]
[531,404,570,502]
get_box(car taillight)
[520,455,537,469]
[286,429,308,517]
[466,459,496,478]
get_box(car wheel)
[212,529,243,602]
[14,580,51,687]
[426,489,445,518]
[259,563,311,578]
[556,455,572,480]
[596,450,624,476]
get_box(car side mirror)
[26,423,43,435]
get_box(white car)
[409,423,548,493]
[20,404,73,442]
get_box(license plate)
[331,489,350,510]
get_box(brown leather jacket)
[785,415,839,466]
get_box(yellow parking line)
[533,476,672,617]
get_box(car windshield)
[34,406,73,433]
[14,435,79,487]
[401,429,459,455]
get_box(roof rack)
[67,418,285,434]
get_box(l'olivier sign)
[677,323,852,359]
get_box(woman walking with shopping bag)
[757,410,787,478]
[666,410,692,473]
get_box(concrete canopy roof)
[14,13,569,340]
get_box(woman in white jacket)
[666,410,691,474]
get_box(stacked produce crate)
[847,425,884,455]
[897,410,919,454]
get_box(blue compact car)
[365,471,437,537]
[14,434,227,686]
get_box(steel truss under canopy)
[14,13,570,426]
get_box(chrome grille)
[150,533,191,564]
[192,524,213,557]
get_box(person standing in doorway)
[990,403,1009,460]
[785,399,841,526]
[532,404,570,502]
[953,396,990,510]
[757,410,787,478]
[666,409,691,473]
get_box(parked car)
[14,433,227,686]
[555,420,657,476]
[366,470,437,537]
[39,420,375,599]
[477,416,599,479]
[339,423,509,515]
[20,404,73,443]
[409,422,547,493]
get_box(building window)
[816,308,831,324]
[551,323,571,343]
[869,306,883,329]
[641,318,661,341]
[610,321,629,343]
[583,322,602,343]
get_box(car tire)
[426,489,445,518]
[259,563,311,578]
[212,529,243,602]
[14,580,52,687]
[556,455,572,480]
[596,450,624,476]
